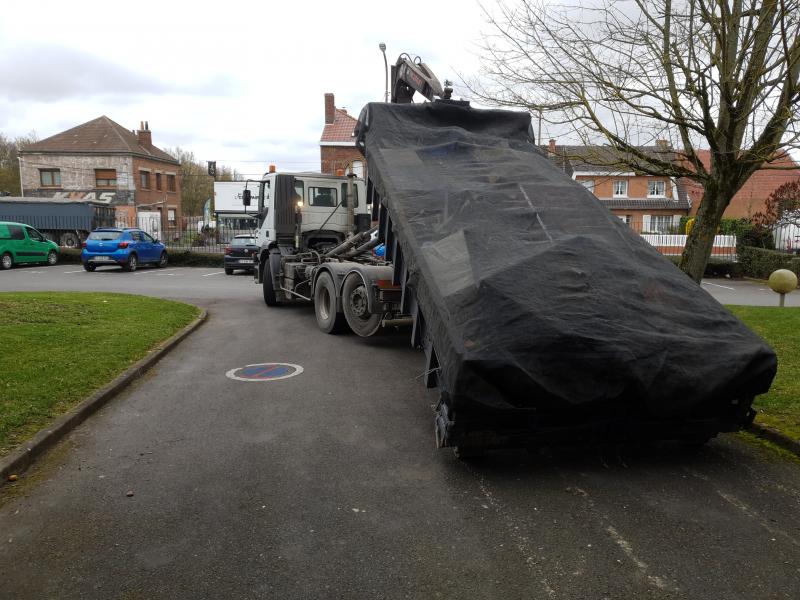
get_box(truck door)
[304,184,345,230]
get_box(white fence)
[640,234,737,260]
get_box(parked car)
[81,228,167,272]
[0,221,60,270]
[224,234,258,275]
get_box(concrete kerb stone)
[0,309,208,484]
[747,422,800,456]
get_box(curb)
[0,309,208,483]
[747,422,800,456]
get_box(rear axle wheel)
[314,272,347,334]
[342,273,382,337]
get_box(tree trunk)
[679,182,729,283]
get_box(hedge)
[738,246,800,280]
[56,248,223,268]
[666,256,742,278]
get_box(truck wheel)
[47,251,58,265]
[342,273,382,337]
[314,272,348,334]
[59,232,80,248]
[262,253,281,306]
[1,252,12,270]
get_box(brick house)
[682,150,800,219]
[319,93,364,177]
[19,116,182,229]
[542,140,690,233]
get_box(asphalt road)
[1,266,799,599]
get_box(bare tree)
[163,147,213,216]
[0,132,38,195]
[473,0,800,282]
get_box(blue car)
[81,228,168,272]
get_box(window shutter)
[642,214,651,232]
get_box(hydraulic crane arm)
[391,55,452,103]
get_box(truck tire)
[60,232,80,248]
[342,273,382,337]
[314,272,347,334]
[262,252,281,306]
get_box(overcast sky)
[0,0,499,178]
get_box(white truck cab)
[249,171,369,251]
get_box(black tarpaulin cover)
[356,101,776,421]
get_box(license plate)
[92,256,113,262]
[238,258,254,263]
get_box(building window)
[39,169,61,188]
[156,173,162,191]
[613,180,628,197]
[618,215,632,225]
[167,174,176,192]
[95,169,117,189]
[580,179,595,193]
[648,180,666,197]
[140,171,150,189]
[168,209,176,225]
[351,160,364,179]
[651,215,673,233]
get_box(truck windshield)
[88,231,122,241]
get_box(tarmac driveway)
[1,267,799,599]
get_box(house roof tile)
[20,116,179,165]
[320,108,358,144]
[598,197,690,210]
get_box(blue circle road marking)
[225,363,303,382]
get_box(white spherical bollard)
[768,269,798,307]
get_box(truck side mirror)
[242,189,252,206]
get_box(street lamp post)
[379,42,388,102]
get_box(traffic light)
[207,161,216,177]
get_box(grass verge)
[0,292,199,457]
[728,305,800,441]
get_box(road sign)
[225,363,303,382]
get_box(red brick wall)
[575,174,670,198]
[683,153,800,218]
[132,156,182,227]
[320,146,364,175]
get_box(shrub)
[738,246,800,279]
[55,248,223,268]
[666,256,742,278]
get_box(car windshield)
[231,237,256,247]
[89,231,122,241]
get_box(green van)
[0,221,60,270]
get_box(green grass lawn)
[728,305,800,441]
[0,292,199,458]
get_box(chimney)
[548,138,556,153]
[324,93,335,124]
[655,139,670,151]
[137,121,152,146]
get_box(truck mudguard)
[356,101,775,442]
